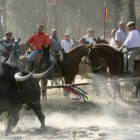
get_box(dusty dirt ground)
[1,76,140,140]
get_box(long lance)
[42,18,64,84]
[40,77,140,89]
[42,18,47,33]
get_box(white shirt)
[123,30,140,48]
[83,35,93,44]
[109,38,118,48]
[61,39,74,52]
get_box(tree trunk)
[77,2,82,41]
[128,0,136,23]
[53,4,59,37]
[0,1,4,38]
[1,0,6,33]
[112,0,122,29]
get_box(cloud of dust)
[45,112,119,129]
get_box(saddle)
[30,50,48,71]
[134,53,140,60]
[54,50,66,77]
[55,50,65,63]
[80,56,90,65]
[124,52,140,72]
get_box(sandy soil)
[0,76,140,140]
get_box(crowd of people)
[1,20,140,79]
[109,21,140,75]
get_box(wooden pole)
[42,18,47,33]
[104,1,106,40]
[41,76,140,89]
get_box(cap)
[5,32,12,35]
[87,29,94,33]
[65,33,70,36]
[127,21,135,26]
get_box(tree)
[112,0,122,29]
[128,0,136,23]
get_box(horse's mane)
[94,44,118,52]
[67,44,88,54]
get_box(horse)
[21,44,90,99]
[20,46,51,100]
[94,37,109,44]
[78,37,108,78]
[89,44,133,99]
[33,46,50,99]
[77,38,109,96]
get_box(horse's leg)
[42,77,48,100]
[51,80,53,86]
[72,77,75,84]
[29,102,45,128]
[113,81,121,100]
[103,83,112,98]
[40,77,48,100]
[112,82,116,100]
[94,83,100,96]
[117,81,121,99]
[64,75,75,97]
[132,81,140,99]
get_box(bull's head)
[14,66,51,81]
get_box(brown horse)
[89,44,136,99]
[62,44,91,83]
[20,46,51,100]
[21,44,90,99]
[78,38,108,78]
[94,37,109,44]
[47,44,91,98]
[78,38,109,96]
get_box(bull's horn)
[32,66,51,79]
[14,70,35,81]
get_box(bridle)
[89,49,106,71]
[12,42,21,60]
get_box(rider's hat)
[65,33,70,36]
[87,29,94,33]
[5,32,12,35]
[127,21,135,26]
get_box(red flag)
[52,0,60,5]
[105,6,108,21]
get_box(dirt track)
[0,76,140,140]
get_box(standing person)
[50,29,63,54]
[121,21,140,74]
[50,29,64,77]
[1,32,13,62]
[25,24,53,79]
[61,33,74,52]
[115,21,128,72]
[109,29,118,49]
[78,29,94,45]
[115,21,128,48]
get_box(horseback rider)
[78,29,95,45]
[115,21,128,49]
[121,21,140,75]
[25,24,53,76]
[61,33,74,52]
[50,29,64,78]
[50,29,64,53]
[1,32,13,62]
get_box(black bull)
[0,62,45,134]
